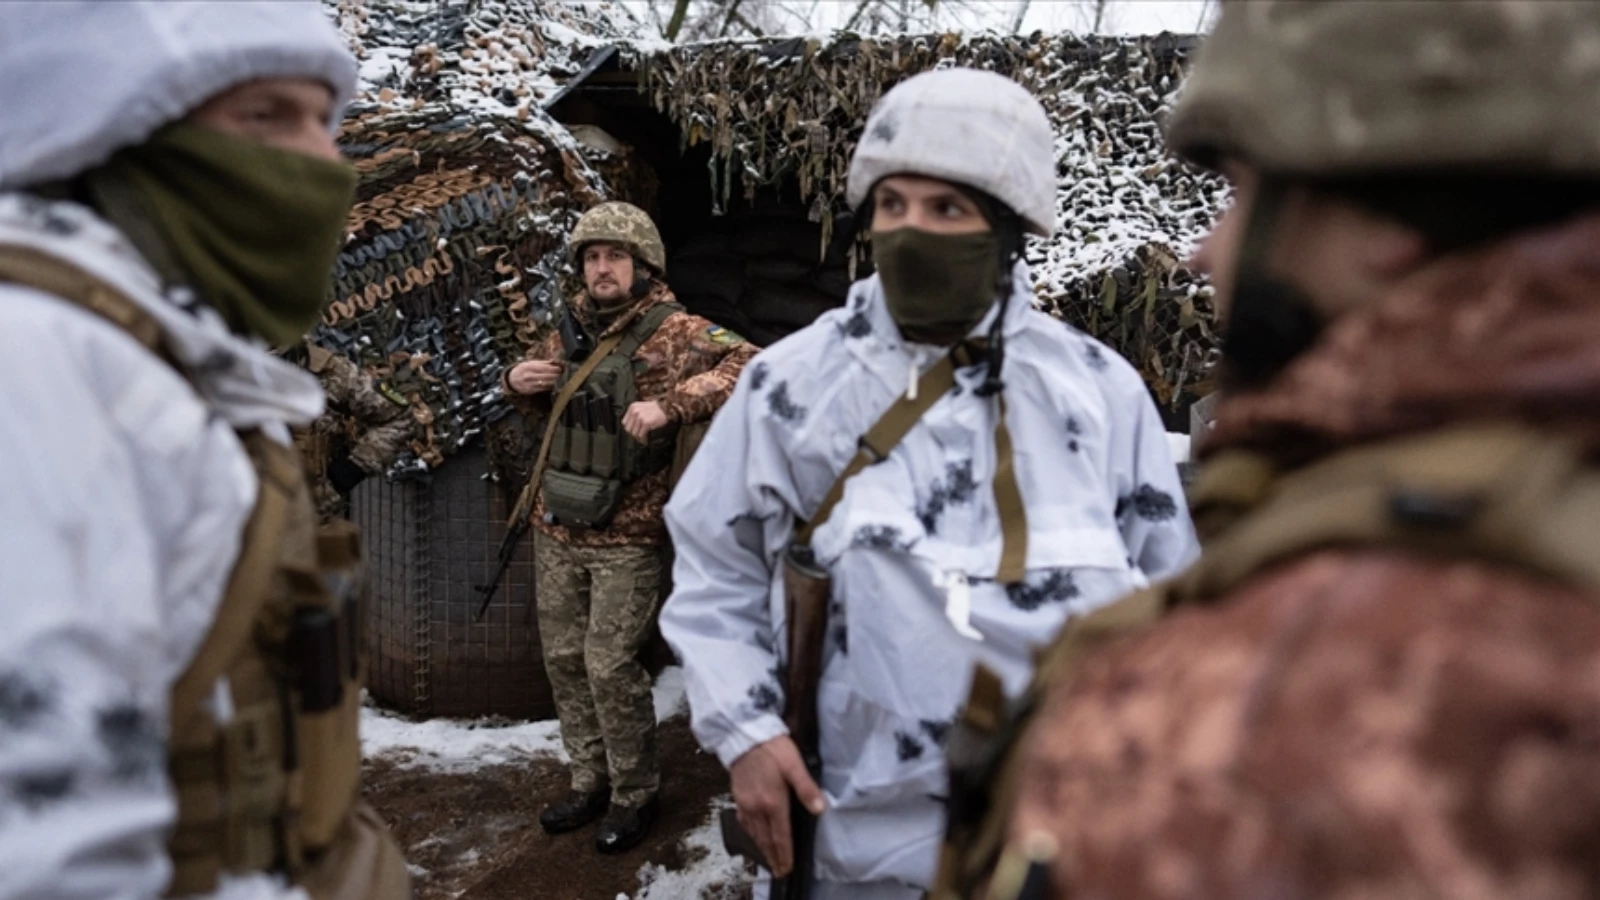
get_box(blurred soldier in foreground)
[936,3,1600,899]
[0,3,407,898]
[502,202,755,853]
[287,340,417,522]
[662,68,1196,899]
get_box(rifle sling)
[794,342,1027,583]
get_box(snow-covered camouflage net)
[317,0,643,474]
[633,32,1230,413]
[317,2,1227,471]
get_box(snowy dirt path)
[362,668,753,899]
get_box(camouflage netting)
[319,0,643,479]
[317,6,1229,476]
[630,32,1230,414]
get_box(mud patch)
[365,715,754,899]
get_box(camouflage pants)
[535,535,664,807]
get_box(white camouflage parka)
[661,263,1199,895]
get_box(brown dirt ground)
[364,715,755,900]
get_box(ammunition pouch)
[166,443,405,900]
[541,302,680,528]
[541,468,627,530]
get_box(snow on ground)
[362,665,690,773]
[632,796,749,900]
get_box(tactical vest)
[933,420,1600,900]
[0,244,409,900]
[540,302,680,529]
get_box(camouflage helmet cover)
[569,201,667,274]
[1168,0,1600,178]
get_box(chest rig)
[539,301,680,528]
[0,243,408,900]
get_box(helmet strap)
[629,266,655,300]
[1219,175,1326,390]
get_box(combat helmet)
[848,68,1057,236]
[569,202,667,274]
[1167,0,1600,178]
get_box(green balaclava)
[872,228,1000,345]
[869,185,1023,346]
[86,123,357,347]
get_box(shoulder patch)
[704,324,746,346]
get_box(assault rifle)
[720,543,831,900]
[474,304,593,621]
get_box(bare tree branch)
[1009,0,1031,32]
[664,0,692,40]
[842,0,875,33]
[717,0,746,37]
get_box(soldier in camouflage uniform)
[290,340,416,522]
[935,3,1600,899]
[503,202,755,853]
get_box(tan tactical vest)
[540,301,680,528]
[0,244,409,900]
[933,420,1600,900]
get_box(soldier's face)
[870,175,991,235]
[1191,162,1427,323]
[583,242,635,302]
[185,77,341,162]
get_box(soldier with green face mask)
[660,68,1196,900]
[0,3,406,898]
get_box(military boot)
[539,788,610,835]
[594,795,659,855]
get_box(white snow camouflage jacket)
[0,194,324,900]
[661,264,1199,891]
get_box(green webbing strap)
[794,353,959,545]
[796,342,1029,584]
[991,396,1028,585]
[618,301,682,359]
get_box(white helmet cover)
[0,1,358,189]
[847,68,1057,237]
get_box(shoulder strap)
[1037,420,1600,685]
[796,342,977,546]
[170,432,300,729]
[1184,421,1600,601]
[0,242,169,360]
[619,301,683,359]
[507,329,627,525]
[795,341,1028,581]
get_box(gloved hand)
[326,454,369,496]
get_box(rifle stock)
[720,544,830,900]
[474,473,539,621]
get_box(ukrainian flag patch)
[705,325,745,345]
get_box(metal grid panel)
[426,445,552,720]
[354,472,424,715]
[357,444,554,721]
